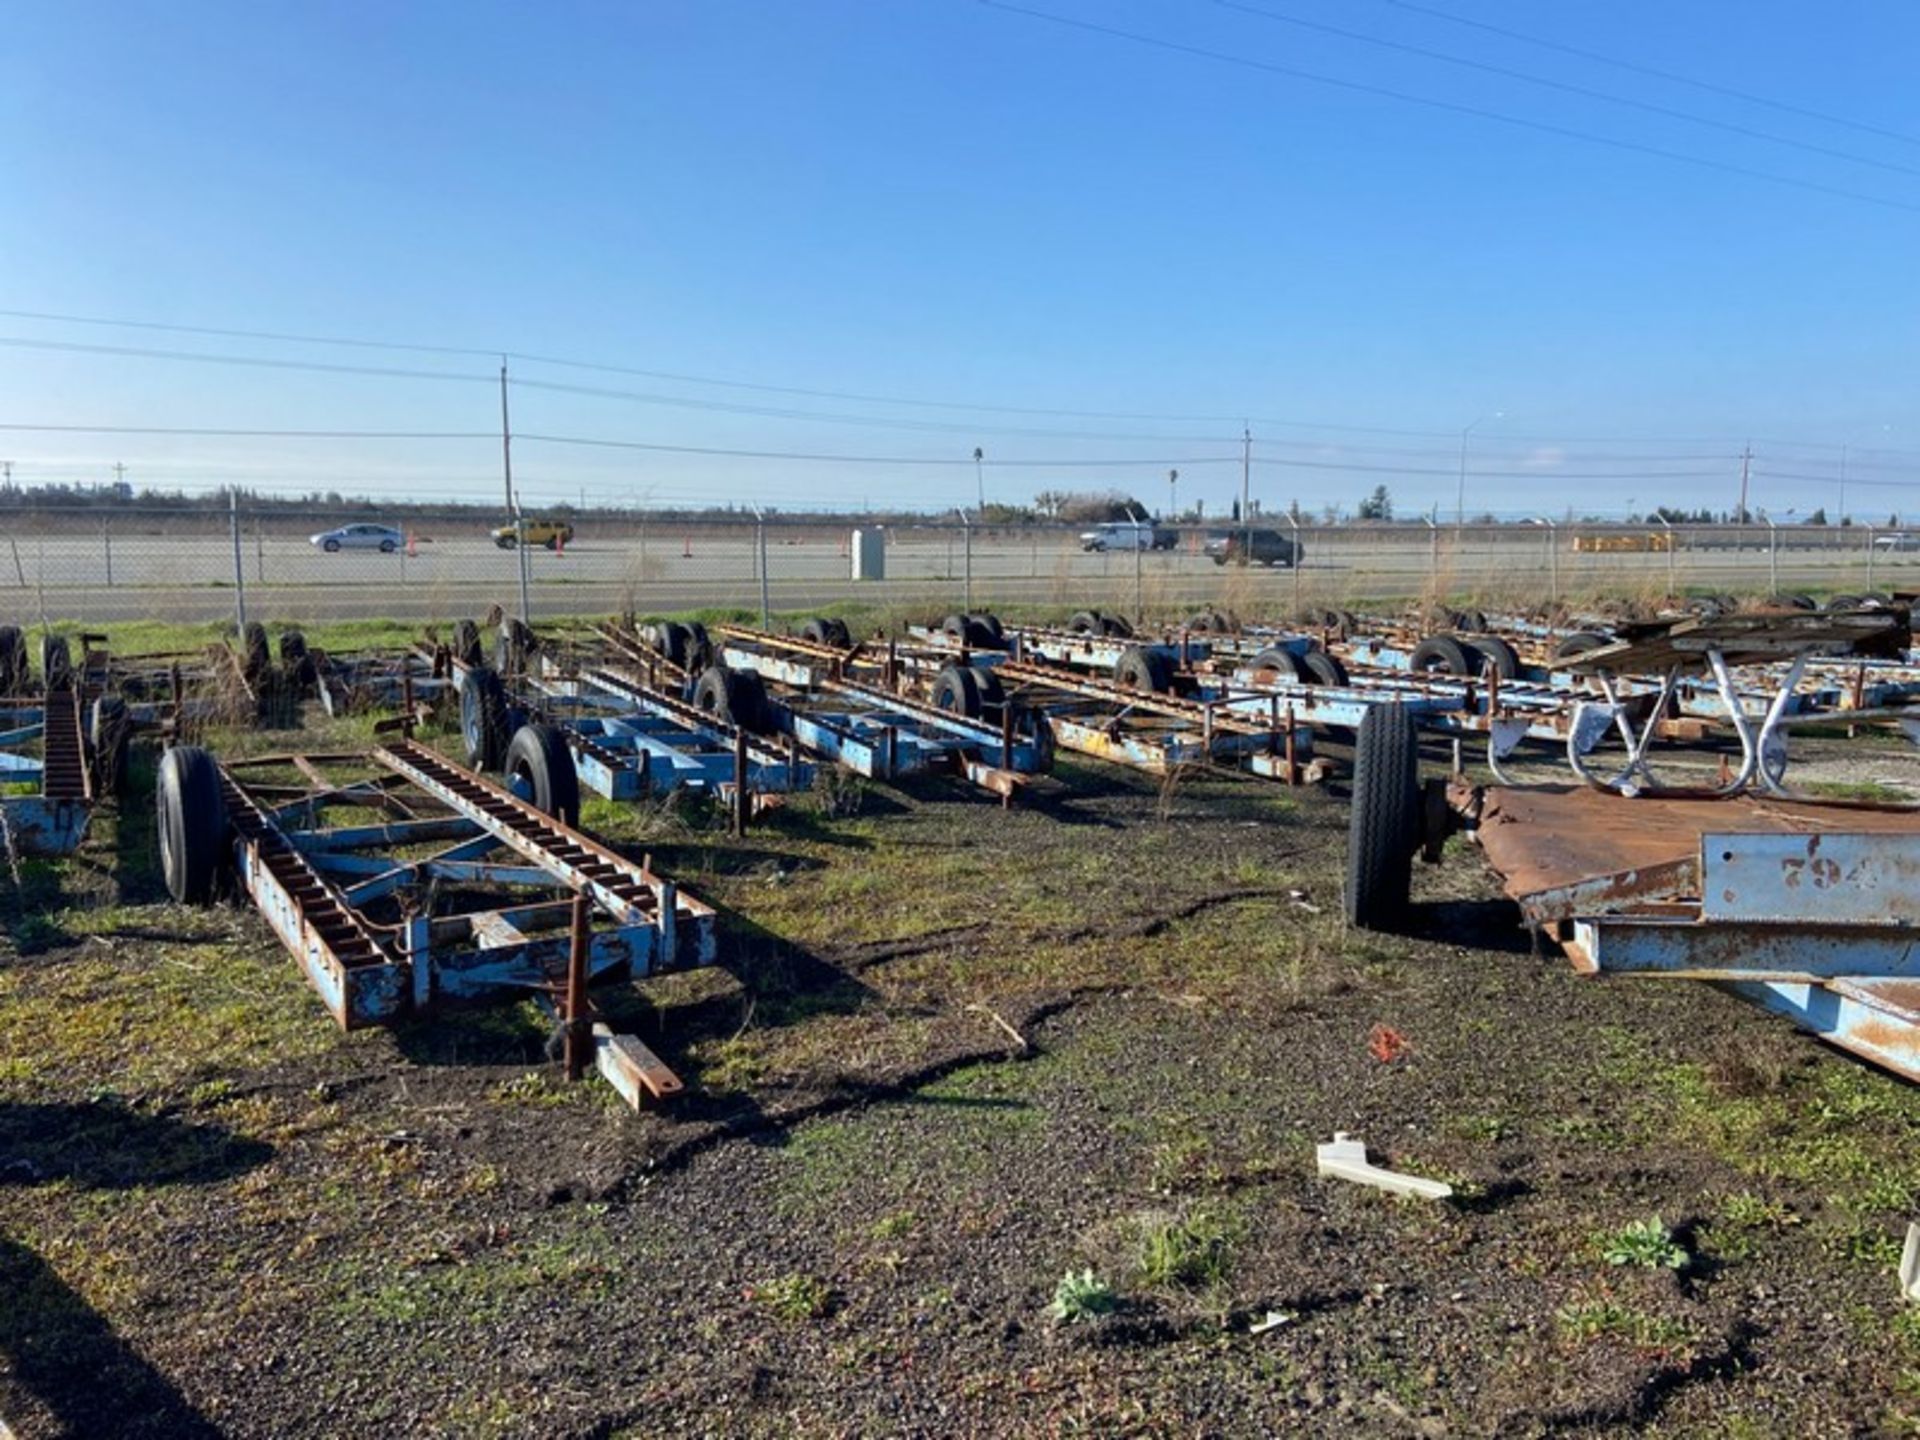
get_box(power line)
[515,433,1244,467]
[1375,0,1920,151]
[1211,0,1920,180]
[0,336,489,384]
[970,0,1920,214]
[0,424,494,440]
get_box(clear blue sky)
[4,0,1918,520]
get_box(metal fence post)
[1287,514,1302,614]
[965,513,975,613]
[515,501,532,623]
[229,491,249,634]
[101,514,113,589]
[1545,519,1559,602]
[1766,515,1779,592]
[254,513,265,584]
[1425,514,1439,595]
[756,512,771,628]
[1660,516,1675,594]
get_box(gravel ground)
[4,729,1920,1438]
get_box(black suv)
[1204,528,1300,568]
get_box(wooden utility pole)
[1240,426,1252,551]
[1737,444,1752,525]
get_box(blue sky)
[3,0,1918,519]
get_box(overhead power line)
[0,423,494,440]
[0,336,488,384]
[515,433,1242,467]
[1211,0,1920,180]
[1376,0,1920,151]
[970,0,1920,214]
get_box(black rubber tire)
[41,633,73,692]
[324,538,341,553]
[452,619,483,668]
[930,663,983,717]
[1249,645,1311,683]
[0,625,21,695]
[504,723,580,826]
[278,629,317,688]
[543,536,559,551]
[157,745,229,904]
[658,621,692,669]
[972,613,1006,645]
[1099,614,1134,638]
[691,664,772,734]
[1068,610,1104,636]
[1825,594,1863,611]
[90,695,131,796]
[1312,608,1358,639]
[1183,612,1219,633]
[825,618,854,648]
[1408,634,1477,676]
[963,613,1007,650]
[1764,593,1817,612]
[684,621,714,672]
[240,622,270,681]
[971,664,1006,711]
[1454,609,1489,634]
[461,664,512,771]
[1466,635,1520,680]
[380,539,398,554]
[1300,648,1349,686]
[495,618,537,674]
[800,618,835,645]
[1113,645,1174,692]
[1553,631,1609,661]
[1345,704,1420,931]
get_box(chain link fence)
[0,505,1913,629]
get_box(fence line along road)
[0,508,1912,627]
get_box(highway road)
[0,529,1909,625]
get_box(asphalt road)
[0,531,1910,625]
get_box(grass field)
[4,609,1920,1436]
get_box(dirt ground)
[5,718,1920,1438]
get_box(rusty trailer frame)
[194,738,717,1107]
[0,688,93,856]
[1453,781,1920,1082]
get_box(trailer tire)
[972,613,1006,645]
[1345,704,1419,931]
[1409,634,1477,676]
[684,621,714,672]
[1552,631,1609,661]
[1068,610,1104,636]
[1466,635,1520,680]
[1113,645,1173,692]
[692,665,772,734]
[1454,609,1489,634]
[452,619,483,668]
[278,629,317,688]
[1825,594,1863,611]
[495,618,537,674]
[90,695,132,796]
[1300,648,1349,686]
[41,633,73,692]
[1100,613,1135,638]
[461,664,512,771]
[504,724,580,826]
[1249,645,1310,683]
[800,617,835,646]
[971,664,1006,711]
[963,613,1007,649]
[239,622,270,682]
[930,663,983,717]
[157,745,229,905]
[0,626,22,694]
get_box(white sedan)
[310,523,405,554]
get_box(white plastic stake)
[1315,1132,1454,1201]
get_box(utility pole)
[973,447,984,513]
[1839,444,1848,525]
[112,462,126,488]
[1167,467,1178,521]
[499,358,515,515]
[1737,443,1752,526]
